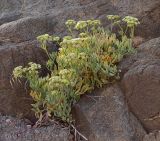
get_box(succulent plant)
[13,15,138,123]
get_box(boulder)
[0,16,56,43]
[0,115,70,141]
[0,41,48,119]
[120,37,160,132]
[73,84,146,141]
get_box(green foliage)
[13,15,139,123]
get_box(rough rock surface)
[0,41,48,119]
[0,0,160,39]
[73,84,146,141]
[120,37,160,132]
[143,131,160,141]
[0,16,56,43]
[0,115,69,141]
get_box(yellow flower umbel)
[75,21,88,30]
[122,16,140,27]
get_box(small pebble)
[6,119,11,123]
[27,125,32,129]
[35,129,40,134]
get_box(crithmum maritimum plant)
[13,15,139,124]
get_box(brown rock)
[73,84,146,141]
[121,37,160,132]
[133,36,145,47]
[0,41,48,119]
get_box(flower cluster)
[107,15,120,21]
[65,19,76,27]
[37,34,50,42]
[79,32,88,38]
[13,66,23,79]
[13,62,41,79]
[65,19,102,32]
[88,20,101,26]
[28,62,41,70]
[52,36,60,42]
[75,21,88,30]
[63,36,72,41]
[60,37,89,48]
[49,76,70,86]
[122,16,140,27]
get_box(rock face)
[73,84,146,141]
[0,41,48,119]
[120,37,160,132]
[0,0,160,39]
[0,115,69,141]
[73,37,160,139]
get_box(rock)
[133,36,145,47]
[73,84,146,141]
[143,131,160,141]
[0,41,49,119]
[119,37,160,76]
[0,0,22,25]
[0,115,70,141]
[121,37,160,132]
[0,16,56,43]
[0,0,160,39]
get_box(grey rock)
[73,84,146,141]
[0,115,70,141]
[0,16,56,43]
[0,0,160,39]
[0,0,22,24]
[143,131,160,141]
